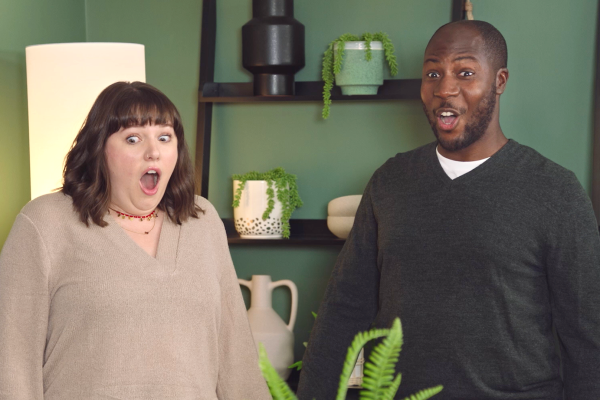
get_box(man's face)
[421,26,498,152]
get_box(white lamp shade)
[26,43,146,200]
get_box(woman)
[0,82,271,399]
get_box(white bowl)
[327,216,355,239]
[328,195,362,217]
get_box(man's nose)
[434,75,459,99]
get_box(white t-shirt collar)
[436,146,490,180]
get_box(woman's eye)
[159,134,172,142]
[427,72,439,78]
[126,136,140,144]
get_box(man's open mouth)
[436,110,459,131]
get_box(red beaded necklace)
[109,207,157,222]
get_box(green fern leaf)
[380,373,402,400]
[359,318,403,400]
[258,344,298,400]
[335,328,390,400]
[402,385,444,400]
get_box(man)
[297,20,600,400]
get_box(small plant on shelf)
[322,32,399,119]
[259,317,443,400]
[232,167,303,239]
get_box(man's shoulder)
[374,141,437,177]
[505,141,589,213]
[509,141,581,189]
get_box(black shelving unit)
[195,0,467,244]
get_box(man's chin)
[434,130,468,152]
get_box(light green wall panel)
[0,0,86,246]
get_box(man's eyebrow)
[424,58,439,64]
[453,55,478,62]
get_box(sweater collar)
[429,139,519,184]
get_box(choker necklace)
[109,207,157,222]
[108,208,158,235]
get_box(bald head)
[427,20,507,72]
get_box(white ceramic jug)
[239,275,298,380]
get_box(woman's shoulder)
[20,192,75,223]
[193,195,219,218]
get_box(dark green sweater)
[297,140,600,400]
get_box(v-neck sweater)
[0,192,271,400]
[297,140,600,400]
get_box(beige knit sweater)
[0,192,271,400]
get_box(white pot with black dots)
[233,180,283,239]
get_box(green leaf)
[258,343,298,400]
[402,385,444,400]
[336,328,391,400]
[288,360,303,371]
[360,319,403,400]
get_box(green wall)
[1,0,598,363]
[0,0,86,245]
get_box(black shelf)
[199,79,421,103]
[223,218,345,245]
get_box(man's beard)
[422,83,497,152]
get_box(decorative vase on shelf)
[327,194,362,239]
[335,41,384,95]
[242,0,305,96]
[239,275,298,380]
[233,180,283,239]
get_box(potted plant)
[322,32,399,119]
[259,317,443,400]
[232,167,303,239]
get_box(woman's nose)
[144,142,160,161]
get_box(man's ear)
[496,68,509,95]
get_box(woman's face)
[105,124,178,214]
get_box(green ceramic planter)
[334,41,384,95]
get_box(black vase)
[242,0,305,96]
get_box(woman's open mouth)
[140,168,160,195]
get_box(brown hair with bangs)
[62,81,202,227]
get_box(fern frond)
[258,344,298,400]
[288,360,303,371]
[402,385,444,400]
[380,373,402,400]
[335,328,391,400]
[359,318,403,400]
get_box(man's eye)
[159,134,172,142]
[427,72,439,78]
[126,136,140,144]
[460,71,474,77]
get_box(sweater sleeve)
[213,218,271,400]
[545,179,600,399]
[0,213,50,400]
[296,177,381,400]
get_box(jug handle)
[270,279,298,331]
[238,279,252,310]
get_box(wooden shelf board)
[223,218,345,245]
[200,79,421,103]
